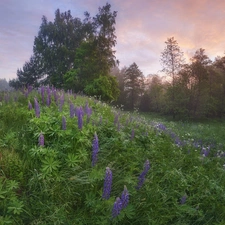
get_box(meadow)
[0,87,225,225]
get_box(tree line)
[113,37,225,119]
[9,4,225,119]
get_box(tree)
[189,48,211,117]
[33,9,85,87]
[124,63,144,110]
[110,66,127,107]
[160,37,185,118]
[84,75,120,101]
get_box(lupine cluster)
[34,98,40,118]
[136,159,150,190]
[92,133,99,166]
[112,186,129,218]
[39,133,44,147]
[102,167,112,200]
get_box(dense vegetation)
[0,87,225,224]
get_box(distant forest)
[0,79,11,91]
[8,3,225,119]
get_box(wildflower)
[201,146,210,157]
[28,101,32,110]
[34,98,40,118]
[112,197,122,218]
[136,160,150,190]
[70,103,75,118]
[180,195,187,204]
[102,167,112,200]
[39,133,44,147]
[77,107,83,130]
[62,116,66,130]
[92,133,99,166]
[120,185,129,209]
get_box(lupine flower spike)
[92,132,99,166]
[112,197,122,218]
[62,116,66,130]
[34,98,40,118]
[28,101,32,110]
[102,167,112,200]
[39,133,44,147]
[77,107,83,130]
[121,185,129,209]
[136,160,150,190]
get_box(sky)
[1,0,225,80]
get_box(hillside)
[0,87,225,224]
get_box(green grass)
[0,89,225,224]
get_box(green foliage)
[84,75,120,101]
[1,88,225,224]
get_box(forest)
[8,3,225,119]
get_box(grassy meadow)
[0,87,225,225]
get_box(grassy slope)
[0,89,225,225]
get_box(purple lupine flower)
[112,197,122,218]
[77,107,83,130]
[120,185,129,209]
[28,101,32,110]
[180,195,187,204]
[201,147,210,157]
[46,86,51,107]
[62,116,66,130]
[92,133,99,166]
[39,133,44,147]
[136,160,150,190]
[34,98,40,118]
[102,167,112,200]
[70,103,75,118]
